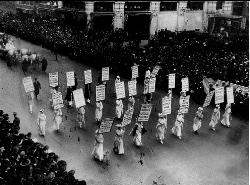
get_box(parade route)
[0,36,248,185]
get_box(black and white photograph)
[0,1,248,185]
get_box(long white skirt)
[95,109,102,122]
[39,121,46,135]
[77,113,85,128]
[133,131,142,146]
[114,137,124,154]
[156,126,166,141]
[92,142,103,161]
[54,115,62,130]
[221,113,230,127]
[116,108,123,119]
[209,115,219,128]
[193,118,201,131]
[171,125,182,137]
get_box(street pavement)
[0,36,248,185]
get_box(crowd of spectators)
[0,11,248,118]
[0,110,87,185]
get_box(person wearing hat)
[77,106,86,128]
[13,112,20,128]
[156,113,167,144]
[95,101,103,124]
[128,96,135,111]
[113,124,125,155]
[171,110,184,140]
[221,103,232,128]
[114,76,121,95]
[193,107,204,134]
[27,91,34,114]
[91,129,104,162]
[33,78,41,100]
[143,76,151,103]
[145,68,151,79]
[209,104,221,131]
[53,108,63,132]
[115,99,123,121]
[37,109,47,136]
[130,119,147,147]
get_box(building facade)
[15,1,248,37]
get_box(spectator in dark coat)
[33,78,41,100]
[41,57,48,72]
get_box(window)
[160,2,177,11]
[125,2,150,11]
[233,2,244,16]
[94,2,113,12]
[187,1,204,10]
[216,1,224,10]
[63,1,85,10]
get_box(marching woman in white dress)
[171,110,184,139]
[130,121,147,147]
[95,101,103,124]
[27,91,34,114]
[128,96,135,111]
[113,124,125,155]
[114,76,121,95]
[77,106,86,128]
[53,108,63,132]
[221,103,232,128]
[193,107,204,135]
[115,99,123,121]
[92,129,104,162]
[37,109,47,137]
[156,113,167,144]
[209,104,220,131]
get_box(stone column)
[150,1,160,35]
[113,1,125,30]
[177,1,187,31]
[202,1,209,32]
[85,1,94,29]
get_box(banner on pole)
[66,71,75,87]
[215,87,224,104]
[131,65,139,79]
[100,118,114,133]
[73,88,86,108]
[121,108,134,127]
[52,92,64,109]
[181,77,189,92]
[151,66,161,78]
[49,72,58,87]
[128,80,137,96]
[23,76,34,93]
[162,96,171,115]
[168,73,175,89]
[149,77,156,93]
[84,70,92,84]
[226,87,234,104]
[115,81,126,99]
[102,67,109,81]
[138,104,152,122]
[96,85,105,101]
[203,90,215,107]
[179,95,190,113]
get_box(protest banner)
[162,96,171,115]
[181,77,189,92]
[23,76,34,93]
[66,71,75,87]
[138,104,152,122]
[96,85,105,101]
[226,87,234,104]
[73,88,86,108]
[131,65,138,79]
[215,87,224,104]
[49,72,58,87]
[179,95,190,113]
[115,81,126,99]
[102,67,109,81]
[100,118,114,133]
[121,108,134,127]
[151,66,161,78]
[168,73,175,89]
[84,70,92,84]
[149,77,156,93]
[203,91,215,107]
[52,92,64,109]
[128,80,137,96]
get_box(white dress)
[128,97,135,110]
[95,102,103,122]
[54,109,62,130]
[209,108,220,129]
[171,115,184,138]
[156,117,167,142]
[77,106,85,128]
[221,107,231,127]
[92,132,104,161]
[193,111,203,131]
[37,113,46,135]
[113,129,125,154]
[115,100,123,119]
[133,124,143,146]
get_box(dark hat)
[13,112,17,115]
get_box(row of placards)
[215,86,234,104]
